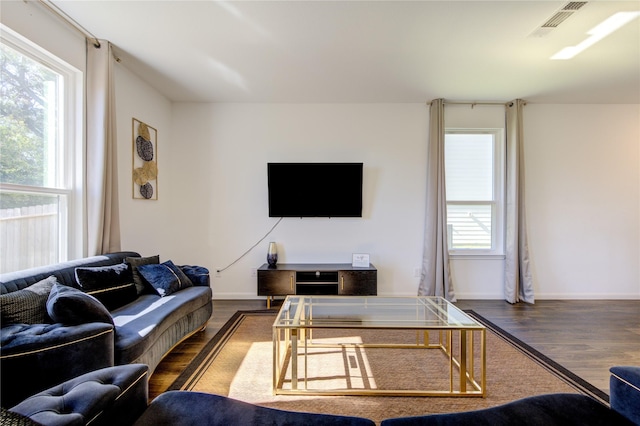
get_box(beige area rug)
[169,310,608,425]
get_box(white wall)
[525,104,640,299]
[161,102,640,300]
[114,65,173,257]
[168,104,428,298]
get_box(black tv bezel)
[267,162,363,218]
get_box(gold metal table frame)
[273,296,486,397]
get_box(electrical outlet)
[215,268,222,277]
[251,268,257,277]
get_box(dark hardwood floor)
[149,299,640,399]
[454,299,640,394]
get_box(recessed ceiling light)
[551,11,640,60]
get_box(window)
[445,129,504,255]
[0,26,81,273]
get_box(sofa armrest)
[610,366,640,425]
[1,322,114,407]
[9,364,149,426]
[179,265,210,287]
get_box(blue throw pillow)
[47,283,113,325]
[137,260,193,297]
[180,265,210,287]
[75,263,137,310]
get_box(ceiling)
[52,0,640,104]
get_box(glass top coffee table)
[273,295,486,397]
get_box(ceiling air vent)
[562,2,588,11]
[530,1,588,37]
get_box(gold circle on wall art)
[138,122,150,140]
[142,160,158,180]
[132,161,158,186]
[133,167,148,185]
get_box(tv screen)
[268,163,363,217]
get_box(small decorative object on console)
[352,253,370,267]
[267,242,278,267]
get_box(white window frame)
[445,128,505,258]
[0,25,83,268]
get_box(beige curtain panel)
[418,99,455,301]
[86,39,121,255]
[505,99,534,304]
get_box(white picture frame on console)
[352,253,370,268]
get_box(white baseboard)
[213,293,266,300]
[212,292,640,300]
[533,292,640,300]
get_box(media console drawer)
[296,270,339,283]
[257,263,377,308]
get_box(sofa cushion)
[47,283,113,326]
[126,255,160,295]
[0,276,56,325]
[75,263,137,310]
[137,260,193,297]
[111,286,210,364]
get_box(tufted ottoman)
[8,364,148,426]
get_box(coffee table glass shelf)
[273,295,486,397]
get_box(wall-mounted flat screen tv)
[268,162,363,217]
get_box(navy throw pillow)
[75,263,137,310]
[137,260,193,297]
[47,283,113,325]
[180,265,210,287]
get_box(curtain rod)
[445,101,508,106]
[427,99,527,107]
[36,0,101,48]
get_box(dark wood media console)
[257,263,377,308]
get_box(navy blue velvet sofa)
[0,252,212,408]
[5,365,639,426]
